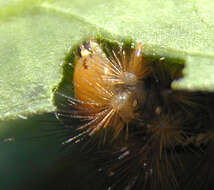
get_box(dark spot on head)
[83,59,89,69]
[83,41,91,51]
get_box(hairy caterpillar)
[54,39,214,190]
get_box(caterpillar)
[54,39,214,190]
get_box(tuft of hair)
[59,39,150,144]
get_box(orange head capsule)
[70,39,150,141]
[73,40,113,109]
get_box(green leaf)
[1,0,214,120]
